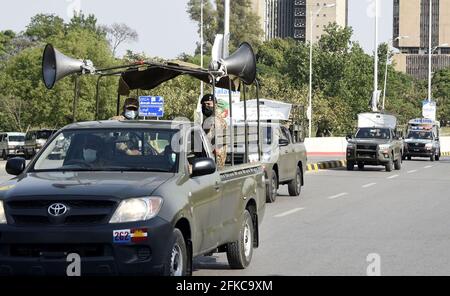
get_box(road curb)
[442,152,450,157]
[307,160,347,171]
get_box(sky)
[0,0,393,58]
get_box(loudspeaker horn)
[219,42,256,85]
[42,44,87,89]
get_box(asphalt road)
[1,159,450,275]
[192,157,450,276]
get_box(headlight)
[109,197,163,224]
[347,143,356,149]
[0,201,6,224]
[379,144,390,152]
[425,143,433,150]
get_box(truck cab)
[0,132,25,160]
[226,122,307,203]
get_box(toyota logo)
[48,203,68,217]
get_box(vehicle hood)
[349,139,390,145]
[404,139,433,144]
[0,171,176,200]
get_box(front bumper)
[346,149,391,165]
[6,148,24,156]
[0,217,173,276]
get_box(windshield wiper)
[98,166,172,172]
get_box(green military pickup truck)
[229,122,307,203]
[0,43,266,276]
[346,113,403,172]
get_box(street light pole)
[382,36,408,110]
[308,3,335,138]
[373,0,379,111]
[200,0,204,98]
[428,0,433,102]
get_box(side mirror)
[6,157,26,176]
[346,134,353,141]
[279,139,289,147]
[436,137,440,141]
[191,158,216,177]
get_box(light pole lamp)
[382,35,408,110]
[308,3,336,138]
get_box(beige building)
[393,0,450,79]
[250,0,347,42]
[305,0,348,43]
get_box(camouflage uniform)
[204,114,228,169]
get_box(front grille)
[9,244,108,258]
[357,144,378,151]
[408,143,426,149]
[6,198,117,226]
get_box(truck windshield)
[356,128,390,139]
[32,129,179,173]
[8,136,25,142]
[407,131,433,140]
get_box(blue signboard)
[139,96,164,117]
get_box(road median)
[307,159,347,171]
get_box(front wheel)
[227,210,254,269]
[386,159,393,172]
[2,150,7,161]
[347,161,355,171]
[288,166,302,197]
[394,157,402,170]
[162,229,188,276]
[435,153,440,161]
[266,170,278,203]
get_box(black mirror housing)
[6,157,26,176]
[191,158,216,177]
[279,139,289,147]
[346,134,353,141]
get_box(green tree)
[25,14,65,40]
[433,68,450,126]
[187,0,263,55]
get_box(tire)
[226,210,254,269]
[394,157,402,170]
[162,229,188,276]
[288,166,302,197]
[435,153,440,161]
[346,161,354,171]
[358,163,364,170]
[2,150,7,161]
[266,170,278,203]
[385,159,393,172]
[430,155,435,162]
[407,156,412,161]
[24,150,30,160]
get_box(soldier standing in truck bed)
[200,94,228,169]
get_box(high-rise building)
[393,0,450,80]
[251,0,347,42]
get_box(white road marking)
[407,170,418,174]
[424,165,434,169]
[387,175,399,179]
[328,193,349,200]
[362,183,377,188]
[274,208,305,218]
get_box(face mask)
[83,149,97,163]
[202,105,214,117]
[125,110,137,120]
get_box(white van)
[0,132,26,160]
